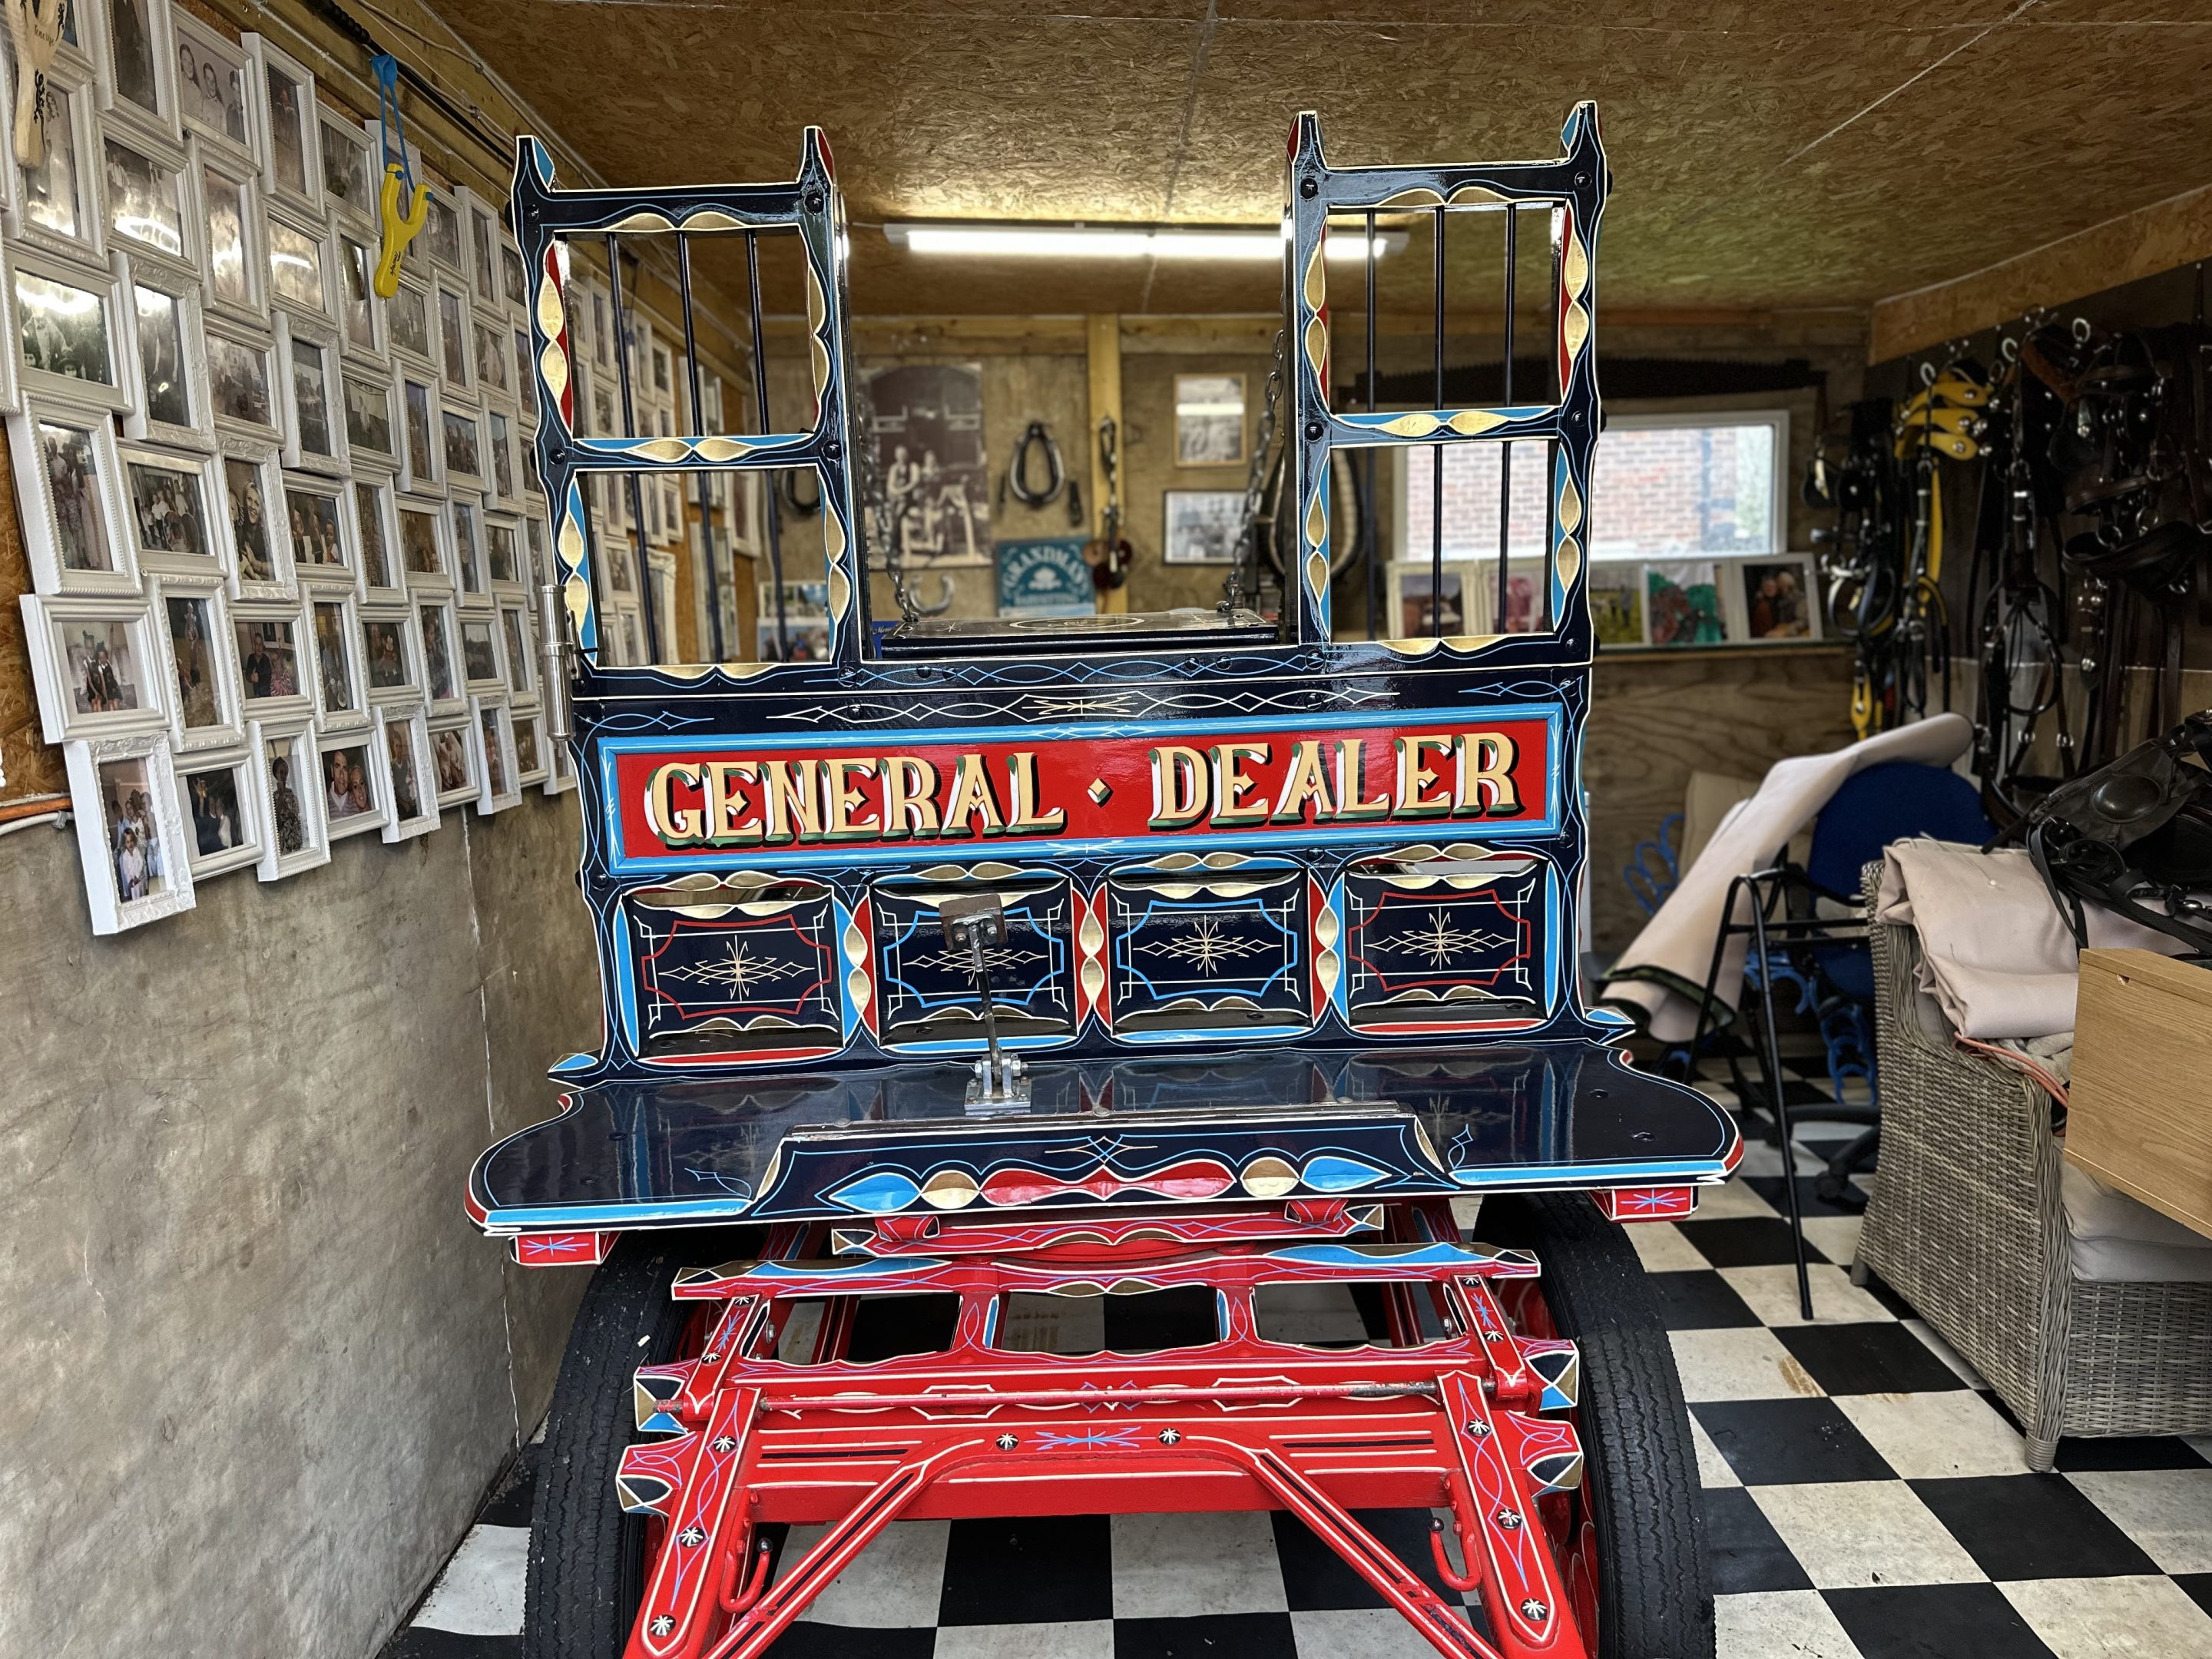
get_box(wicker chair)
[1853,867,2212,1471]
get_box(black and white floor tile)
[383,1057,2212,1658]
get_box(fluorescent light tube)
[885,224,1401,262]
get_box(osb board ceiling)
[442,0,2211,321]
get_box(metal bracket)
[936,892,1028,1111]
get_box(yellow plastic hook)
[373,162,430,298]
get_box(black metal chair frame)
[1684,866,1873,1320]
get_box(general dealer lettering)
[639,730,1528,848]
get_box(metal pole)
[675,230,725,662]
[604,235,662,664]
[1363,213,1379,641]
[1431,207,1445,638]
[745,230,790,659]
[1499,207,1516,632]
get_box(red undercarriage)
[608,1194,1643,1659]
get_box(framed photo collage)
[6,2,570,934]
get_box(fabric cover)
[2060,1162,2212,1283]
[1604,714,1975,1041]
[1874,839,2187,1040]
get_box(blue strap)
[373,54,416,197]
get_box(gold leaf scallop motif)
[608,210,675,234]
[681,210,745,233]
[634,437,690,465]
[1556,476,1584,537]
[806,260,826,332]
[826,563,851,621]
[810,337,831,399]
[843,921,868,969]
[694,436,753,463]
[1446,409,1508,438]
[1316,945,1340,1001]
[1555,536,1583,589]
[1375,187,1444,209]
[538,340,568,402]
[1562,300,1590,362]
[535,272,564,339]
[1378,412,1443,439]
[1564,230,1588,299]
[657,664,714,681]
[1450,184,1508,206]
[1314,904,1339,951]
[1079,956,1106,1007]
[1303,315,1328,376]
[1379,636,1442,658]
[558,511,587,574]
[846,965,872,1016]
[1078,907,1104,956]
[823,505,847,561]
[1303,238,1327,312]
[1240,1156,1299,1199]
[1304,488,1328,548]
[1305,549,1328,598]
[921,1169,979,1210]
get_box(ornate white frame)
[65,729,197,932]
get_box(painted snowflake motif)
[657,937,803,997]
[1374,909,1512,969]
[649,1614,676,1637]
[677,1525,706,1547]
[1137,915,1268,975]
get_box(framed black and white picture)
[1161,488,1243,565]
[1174,373,1245,466]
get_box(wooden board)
[2068,948,2212,1242]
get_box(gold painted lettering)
[1149,746,1209,830]
[823,757,879,841]
[1334,739,1392,821]
[1271,738,1336,824]
[760,758,823,844]
[647,762,705,845]
[704,760,761,844]
[1455,730,1521,816]
[1006,751,1066,833]
[942,751,1006,836]
[1394,735,1455,819]
[1212,741,1273,826]
[881,755,940,839]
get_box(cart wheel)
[1479,1192,1714,1659]
[525,1230,742,1657]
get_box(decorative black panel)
[871,866,1075,1051]
[1108,853,1312,1041]
[622,873,843,1061]
[1342,845,1548,1034]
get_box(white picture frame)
[461,184,499,311]
[330,220,383,365]
[88,0,185,147]
[116,439,227,578]
[19,592,168,742]
[97,124,195,273]
[172,10,259,167]
[230,597,310,719]
[242,35,320,217]
[484,510,525,594]
[10,244,128,411]
[428,711,477,807]
[65,730,197,932]
[274,310,346,476]
[318,109,375,228]
[115,252,214,449]
[250,714,327,881]
[510,704,548,787]
[419,182,462,277]
[264,203,332,324]
[174,744,266,881]
[8,52,104,265]
[385,271,435,371]
[217,439,293,599]
[396,495,452,591]
[498,598,536,702]
[375,700,439,843]
[306,589,367,730]
[442,400,485,494]
[353,476,402,601]
[472,694,519,814]
[482,405,518,507]
[396,368,442,495]
[7,399,136,594]
[449,492,489,608]
[150,573,243,752]
[417,592,464,714]
[280,469,355,590]
[359,604,419,704]
[541,728,574,796]
[433,277,472,394]
[339,362,397,471]
[316,727,385,840]
[458,608,504,690]
[204,317,281,446]
[190,136,265,324]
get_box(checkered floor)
[382,1058,2212,1658]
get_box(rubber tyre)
[1478,1192,1715,1659]
[525,1230,738,1658]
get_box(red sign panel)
[614,718,1553,859]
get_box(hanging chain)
[1224,329,1288,614]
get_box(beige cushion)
[2061,1163,2212,1283]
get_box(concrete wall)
[0,794,597,1659]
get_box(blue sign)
[995,538,1095,618]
